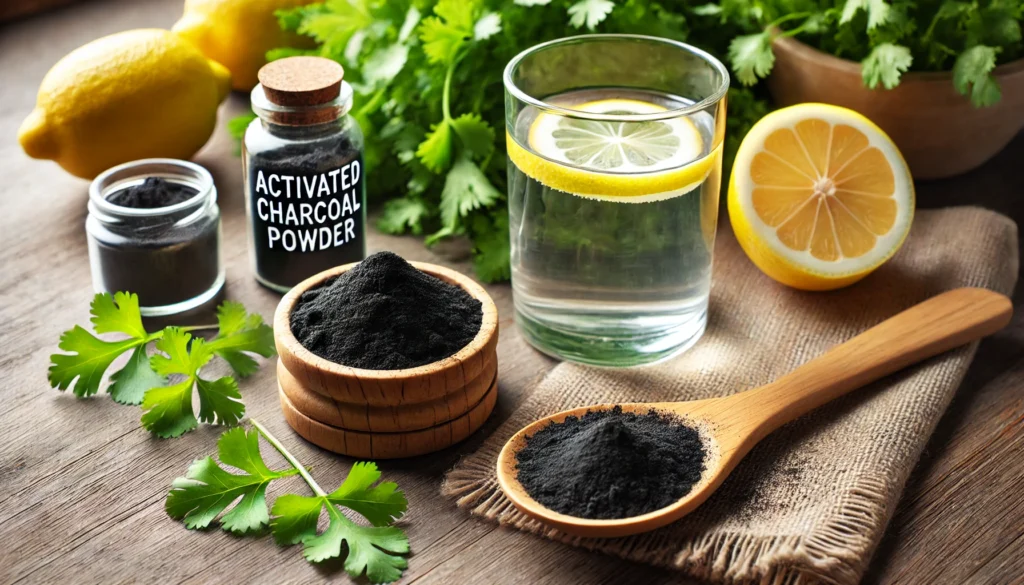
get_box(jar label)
[248,155,366,287]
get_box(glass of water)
[504,34,729,367]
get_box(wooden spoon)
[496,287,1012,538]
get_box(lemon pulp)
[728,103,915,291]
[507,96,719,202]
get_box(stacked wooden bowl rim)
[274,261,499,459]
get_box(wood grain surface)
[1,1,1022,583]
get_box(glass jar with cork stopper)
[243,56,366,292]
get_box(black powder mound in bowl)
[289,251,483,370]
[515,406,707,520]
[106,177,198,208]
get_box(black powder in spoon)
[289,251,483,370]
[515,406,706,520]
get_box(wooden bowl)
[270,261,497,444]
[278,356,497,432]
[767,35,1024,179]
[279,375,499,459]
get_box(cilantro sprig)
[49,292,165,402]
[48,292,276,438]
[716,0,1022,107]
[167,420,410,583]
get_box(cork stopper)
[258,57,345,107]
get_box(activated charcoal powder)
[244,56,366,292]
[106,177,198,208]
[515,406,706,519]
[289,251,482,370]
[87,163,224,317]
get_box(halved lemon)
[506,98,718,202]
[728,103,914,291]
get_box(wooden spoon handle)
[735,287,1011,441]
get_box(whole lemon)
[173,0,317,92]
[18,29,231,179]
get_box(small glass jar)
[243,56,366,292]
[87,159,224,317]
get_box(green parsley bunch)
[716,0,1023,106]
[231,0,767,283]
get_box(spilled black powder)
[290,251,483,370]
[515,406,706,520]
[107,177,198,208]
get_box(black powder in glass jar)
[243,56,366,292]
[106,177,198,208]
[87,164,224,316]
[246,136,365,289]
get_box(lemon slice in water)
[507,98,717,202]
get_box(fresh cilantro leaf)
[207,302,276,378]
[142,328,244,438]
[470,210,512,283]
[729,32,776,86]
[362,44,410,88]
[434,0,477,31]
[272,495,410,583]
[324,462,408,526]
[377,197,429,235]
[298,0,373,58]
[840,0,892,30]
[416,121,454,172]
[419,0,477,66]
[48,292,159,399]
[437,155,502,231]
[568,0,616,30]
[862,43,913,89]
[270,464,409,582]
[90,291,147,337]
[275,4,326,32]
[49,328,144,398]
[166,423,411,582]
[166,426,298,533]
[108,346,166,405]
[451,113,496,160]
[980,7,1022,46]
[954,45,1003,107]
[473,12,502,41]
[419,17,468,65]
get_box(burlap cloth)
[441,206,1019,584]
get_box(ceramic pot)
[767,35,1024,179]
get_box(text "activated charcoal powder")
[515,406,707,519]
[289,251,483,370]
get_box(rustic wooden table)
[2,1,1022,583]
